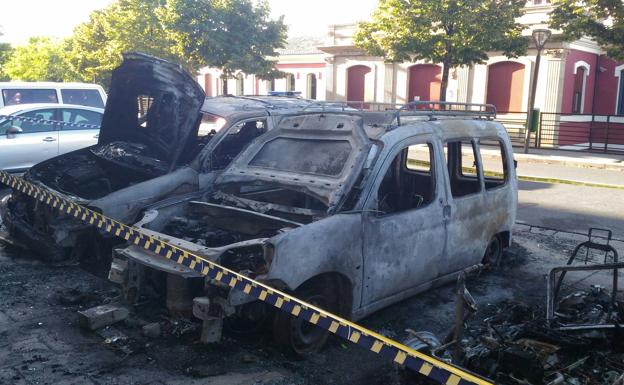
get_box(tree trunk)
[440,61,450,103]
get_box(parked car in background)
[0,82,107,109]
[0,103,104,172]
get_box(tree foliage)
[354,0,528,101]
[0,42,13,81]
[157,0,286,78]
[0,27,13,81]
[550,0,624,60]
[68,0,176,84]
[2,37,74,82]
[68,0,287,85]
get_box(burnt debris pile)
[458,298,624,384]
[556,285,624,327]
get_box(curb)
[514,221,624,244]
[516,174,624,190]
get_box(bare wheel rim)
[484,236,502,265]
[290,293,329,352]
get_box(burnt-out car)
[0,53,350,270]
[110,107,517,354]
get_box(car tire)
[272,277,339,357]
[482,234,503,267]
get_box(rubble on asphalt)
[405,292,624,385]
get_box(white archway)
[573,61,591,114]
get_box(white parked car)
[0,82,107,109]
[0,103,104,172]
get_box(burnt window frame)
[479,137,509,191]
[372,138,438,217]
[206,117,269,171]
[444,138,484,199]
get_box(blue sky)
[0,0,379,45]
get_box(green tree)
[3,37,75,82]
[0,28,13,81]
[0,43,12,81]
[354,0,528,102]
[550,0,624,60]
[69,0,286,85]
[157,0,286,79]
[68,0,177,84]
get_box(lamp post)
[523,28,552,153]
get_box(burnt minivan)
[110,104,517,355]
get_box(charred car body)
[0,53,349,270]
[110,105,518,354]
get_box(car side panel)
[0,130,59,172]
[262,213,364,311]
[57,129,100,155]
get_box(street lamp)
[523,28,552,153]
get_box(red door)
[347,65,371,108]
[408,64,442,103]
[486,61,525,112]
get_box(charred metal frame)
[546,262,623,330]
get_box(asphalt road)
[517,180,624,239]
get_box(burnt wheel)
[482,234,503,267]
[272,278,339,356]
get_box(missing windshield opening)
[249,138,351,177]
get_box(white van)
[0,82,107,109]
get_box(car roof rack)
[393,101,497,125]
[300,101,352,112]
[224,96,356,113]
[224,95,277,108]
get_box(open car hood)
[98,53,205,170]
[216,113,371,210]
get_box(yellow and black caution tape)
[0,170,492,385]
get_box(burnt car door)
[441,138,489,273]
[361,135,447,305]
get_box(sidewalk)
[484,146,624,171]
[478,146,624,187]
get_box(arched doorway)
[407,64,441,102]
[486,61,525,112]
[572,66,587,114]
[347,65,371,107]
[306,73,317,99]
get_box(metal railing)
[495,111,529,146]
[464,110,624,155]
[538,113,624,154]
